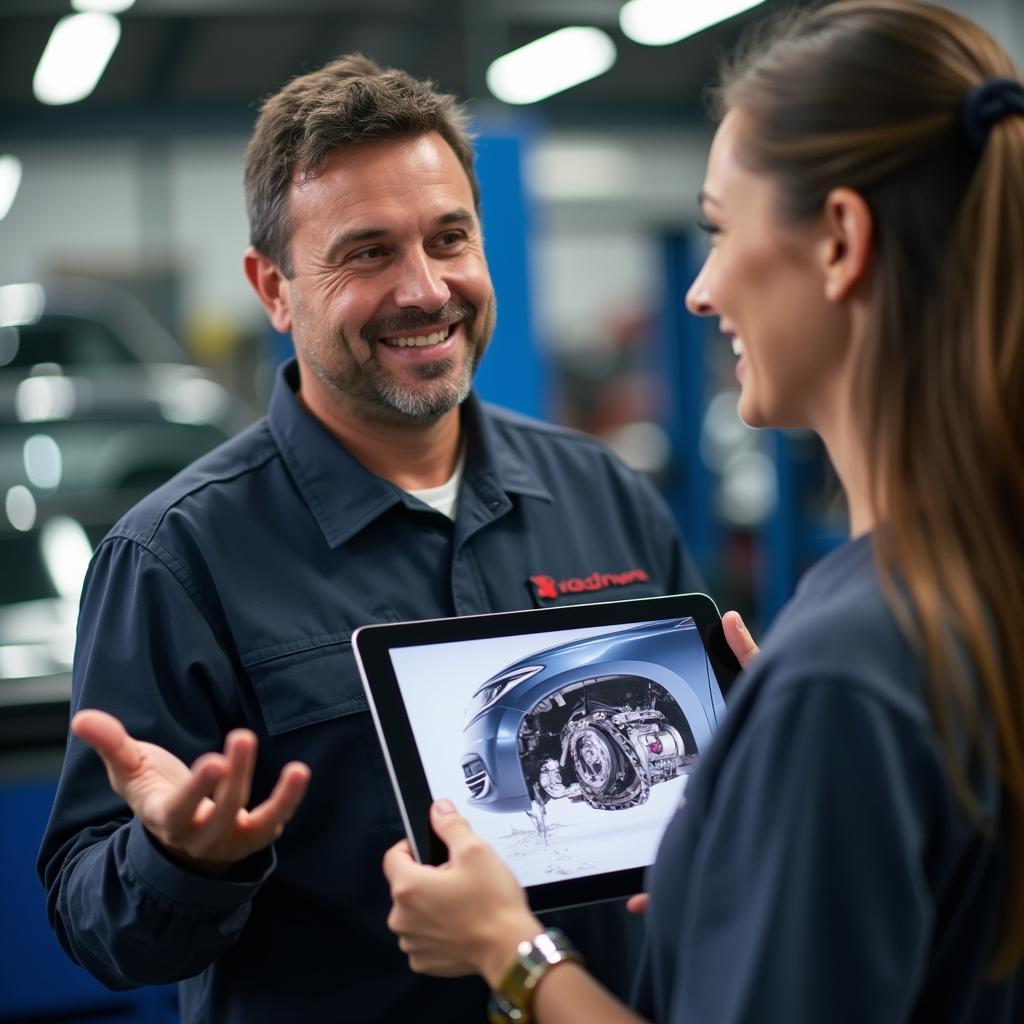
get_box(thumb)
[723,610,760,669]
[71,709,142,778]
[429,798,479,858]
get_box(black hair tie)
[960,77,1024,151]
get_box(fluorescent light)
[41,515,95,601]
[5,486,37,533]
[0,156,22,221]
[0,282,46,328]
[620,0,766,46]
[33,12,121,106]
[72,0,136,12]
[15,376,77,423]
[24,434,64,491]
[487,27,616,105]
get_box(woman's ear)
[818,187,874,302]
[243,246,293,333]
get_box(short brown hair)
[244,53,479,276]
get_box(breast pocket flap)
[247,641,368,735]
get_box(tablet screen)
[387,615,728,889]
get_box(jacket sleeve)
[37,534,274,989]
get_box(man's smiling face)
[278,132,495,425]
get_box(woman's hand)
[384,799,542,987]
[723,610,760,668]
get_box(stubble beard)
[303,299,491,425]
[370,353,475,420]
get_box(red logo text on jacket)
[529,568,650,603]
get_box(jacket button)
[489,499,501,511]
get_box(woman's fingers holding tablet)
[384,799,541,986]
[723,610,760,668]
[626,893,649,915]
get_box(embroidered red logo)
[529,568,650,602]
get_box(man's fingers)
[71,709,142,778]
[203,730,258,834]
[157,752,227,835]
[242,761,311,844]
[723,610,760,669]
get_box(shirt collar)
[267,359,552,548]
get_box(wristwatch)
[487,928,583,1024]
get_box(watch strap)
[487,928,583,1024]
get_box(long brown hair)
[715,0,1024,973]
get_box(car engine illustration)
[461,618,724,823]
[519,674,695,810]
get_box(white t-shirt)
[406,450,465,521]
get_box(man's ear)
[818,187,874,303]
[244,247,293,333]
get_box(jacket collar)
[267,359,551,548]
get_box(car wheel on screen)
[566,715,650,810]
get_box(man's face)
[279,132,495,425]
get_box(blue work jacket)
[39,359,700,1024]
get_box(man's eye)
[352,247,386,261]
[437,231,465,247]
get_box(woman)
[382,2,1024,1020]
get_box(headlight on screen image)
[465,664,544,722]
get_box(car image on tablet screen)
[460,617,724,822]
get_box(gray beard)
[308,347,477,425]
[372,355,475,420]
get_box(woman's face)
[686,109,850,430]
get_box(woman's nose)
[685,261,714,317]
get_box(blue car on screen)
[460,617,725,814]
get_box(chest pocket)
[246,638,368,735]
[244,629,405,836]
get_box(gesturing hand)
[71,709,311,875]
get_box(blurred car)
[0,278,250,743]
[461,617,725,815]
[2,276,200,371]
[0,278,254,433]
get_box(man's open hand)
[71,709,310,874]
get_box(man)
[38,56,704,1023]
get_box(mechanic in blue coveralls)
[36,56,746,1024]
[383,3,1024,1023]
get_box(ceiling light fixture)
[71,0,136,12]
[620,0,766,47]
[487,27,617,105]
[33,12,121,106]
[0,156,22,221]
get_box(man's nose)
[685,261,714,317]
[393,250,451,311]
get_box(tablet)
[353,593,740,911]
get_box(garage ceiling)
[0,0,797,138]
